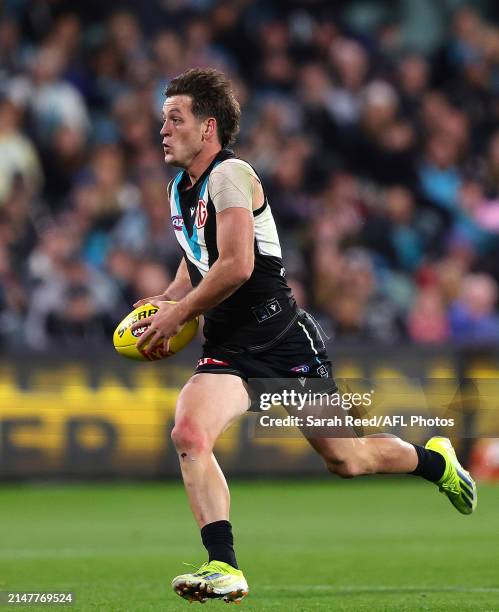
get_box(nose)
[160,120,169,137]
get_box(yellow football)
[113,302,199,361]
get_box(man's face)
[160,95,206,168]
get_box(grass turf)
[0,479,498,611]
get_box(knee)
[325,456,361,478]
[171,418,211,455]
[323,446,376,479]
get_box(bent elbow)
[218,254,254,287]
[232,260,254,285]
[234,266,253,285]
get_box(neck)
[186,145,223,185]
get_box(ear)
[202,117,217,141]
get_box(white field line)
[0,547,187,559]
[259,585,499,593]
[1,551,498,595]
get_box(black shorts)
[195,309,336,386]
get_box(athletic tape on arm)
[208,160,260,213]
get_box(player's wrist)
[172,297,195,326]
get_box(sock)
[411,445,446,482]
[201,520,238,569]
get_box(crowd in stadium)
[2,0,499,349]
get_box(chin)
[165,153,185,168]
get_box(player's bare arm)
[178,207,254,317]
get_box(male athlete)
[132,68,477,605]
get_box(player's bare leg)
[286,400,420,477]
[171,373,248,526]
[305,435,418,477]
[170,373,250,603]
[304,432,476,514]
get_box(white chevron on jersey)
[208,158,282,258]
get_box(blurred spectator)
[328,38,368,127]
[482,130,499,198]
[44,283,116,349]
[25,255,120,350]
[419,131,463,212]
[319,249,406,344]
[363,186,425,272]
[0,240,27,347]
[408,287,450,344]
[131,260,172,303]
[347,81,417,186]
[397,53,429,123]
[0,99,42,203]
[40,125,88,211]
[12,44,90,144]
[112,176,180,274]
[449,273,499,343]
[105,248,138,309]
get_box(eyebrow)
[164,107,182,115]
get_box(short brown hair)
[165,68,241,148]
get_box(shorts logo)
[291,364,310,373]
[196,200,208,228]
[252,298,282,323]
[172,215,184,231]
[197,357,229,367]
[317,364,329,378]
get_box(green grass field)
[0,479,498,611]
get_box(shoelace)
[182,560,225,576]
[182,561,202,571]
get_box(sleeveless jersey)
[169,149,297,351]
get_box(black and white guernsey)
[169,149,297,351]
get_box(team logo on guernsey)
[198,357,229,367]
[172,215,184,231]
[196,199,208,229]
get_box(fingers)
[131,316,152,333]
[131,316,155,350]
[130,302,177,356]
[147,298,162,308]
[162,337,172,355]
[136,325,163,351]
[133,295,164,308]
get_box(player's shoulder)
[211,157,258,178]
[208,158,260,195]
